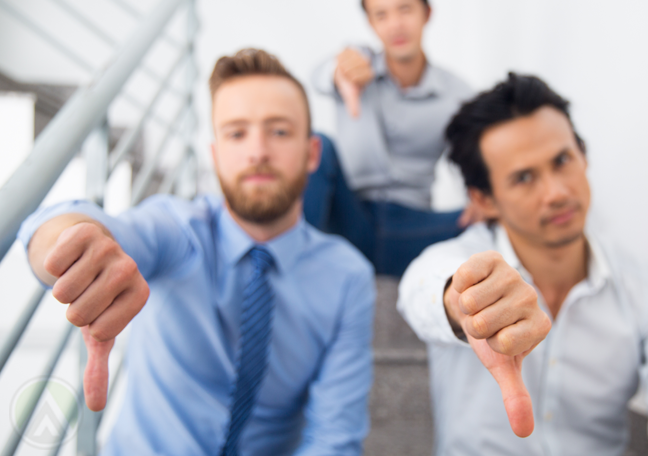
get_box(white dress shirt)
[398,222,648,456]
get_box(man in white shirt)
[399,73,648,455]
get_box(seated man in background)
[20,49,375,456]
[307,0,476,276]
[399,73,648,455]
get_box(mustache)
[237,164,282,181]
[539,202,581,226]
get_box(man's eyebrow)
[552,147,570,159]
[219,119,249,129]
[264,116,294,124]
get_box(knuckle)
[66,306,86,327]
[454,265,474,288]
[540,313,553,335]
[470,314,489,338]
[43,255,62,277]
[483,250,502,264]
[522,285,538,304]
[459,292,477,315]
[495,331,515,356]
[138,281,151,304]
[72,223,98,243]
[51,282,70,304]
[89,325,112,342]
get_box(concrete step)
[365,276,648,456]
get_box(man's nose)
[248,130,270,164]
[542,174,570,205]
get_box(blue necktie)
[221,246,275,456]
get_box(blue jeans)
[303,134,464,277]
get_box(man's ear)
[307,135,322,174]
[210,142,219,172]
[425,4,433,23]
[468,187,500,220]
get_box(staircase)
[365,276,648,456]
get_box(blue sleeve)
[294,265,375,456]
[17,195,202,282]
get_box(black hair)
[445,72,586,195]
[361,0,429,11]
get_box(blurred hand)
[444,251,551,438]
[458,201,487,228]
[40,221,149,411]
[334,48,375,118]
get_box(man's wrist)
[443,275,467,342]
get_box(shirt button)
[544,412,553,421]
[549,358,557,367]
[431,294,437,304]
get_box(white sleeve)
[397,245,470,347]
[311,55,338,97]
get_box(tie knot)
[248,246,274,274]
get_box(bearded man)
[19,49,375,456]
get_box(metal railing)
[0,0,199,454]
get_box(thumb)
[489,361,534,438]
[80,326,115,412]
[336,73,362,118]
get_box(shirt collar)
[217,204,307,274]
[493,223,611,290]
[373,51,443,98]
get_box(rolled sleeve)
[311,55,339,97]
[295,266,375,456]
[398,249,469,347]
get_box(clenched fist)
[334,48,375,118]
[444,251,552,438]
[29,215,150,411]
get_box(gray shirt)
[312,48,472,210]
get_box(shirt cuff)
[397,262,470,347]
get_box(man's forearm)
[28,213,111,286]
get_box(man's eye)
[516,172,533,184]
[272,129,289,137]
[228,131,244,139]
[555,152,571,167]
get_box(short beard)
[543,231,585,249]
[220,163,307,224]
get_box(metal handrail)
[49,0,186,99]
[159,147,192,195]
[0,1,95,73]
[131,97,192,204]
[109,46,190,173]
[0,0,187,263]
[0,287,46,374]
[47,383,84,456]
[0,0,199,453]
[107,0,183,49]
[0,324,75,456]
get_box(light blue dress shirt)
[398,223,648,456]
[19,194,375,456]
